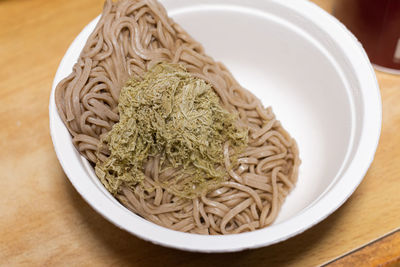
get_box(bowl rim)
[49,0,381,252]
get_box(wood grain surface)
[1,0,400,266]
[325,229,400,266]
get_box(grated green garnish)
[95,63,248,198]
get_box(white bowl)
[49,0,381,252]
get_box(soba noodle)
[55,0,300,235]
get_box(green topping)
[95,63,248,198]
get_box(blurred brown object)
[334,0,400,72]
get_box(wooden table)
[1,0,400,265]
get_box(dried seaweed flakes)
[95,63,248,198]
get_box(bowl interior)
[167,3,354,223]
[50,0,380,252]
[82,1,354,223]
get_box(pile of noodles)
[55,0,300,235]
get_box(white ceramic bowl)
[49,0,381,252]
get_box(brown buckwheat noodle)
[55,0,300,235]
